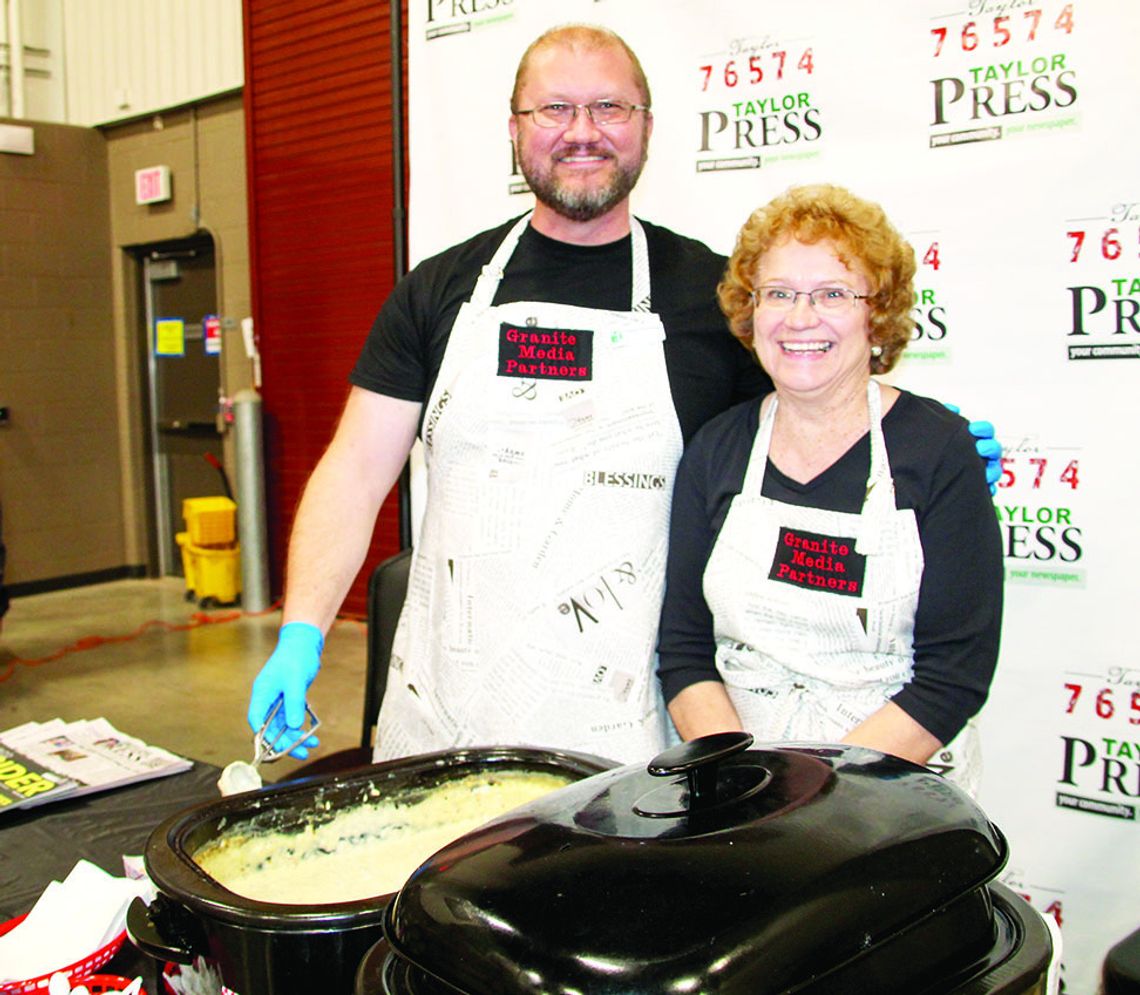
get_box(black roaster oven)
[128,747,614,995]
[356,733,1054,995]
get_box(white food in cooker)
[193,770,572,904]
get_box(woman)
[657,184,1002,793]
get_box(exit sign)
[135,165,172,205]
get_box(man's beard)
[519,140,648,223]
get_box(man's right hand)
[247,622,324,759]
[248,389,420,760]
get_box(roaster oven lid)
[383,733,1009,994]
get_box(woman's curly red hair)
[718,184,916,375]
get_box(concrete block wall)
[0,120,123,589]
[0,92,250,592]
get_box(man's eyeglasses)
[513,100,649,128]
[751,286,870,313]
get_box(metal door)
[142,239,226,576]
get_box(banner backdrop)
[407,3,1139,990]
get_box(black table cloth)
[0,762,222,990]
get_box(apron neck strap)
[470,213,652,311]
[859,381,894,553]
[471,213,532,308]
[630,218,652,311]
[863,381,892,502]
[742,394,779,495]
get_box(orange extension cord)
[0,603,367,684]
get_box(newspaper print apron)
[375,214,683,765]
[703,381,981,794]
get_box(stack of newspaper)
[0,717,192,814]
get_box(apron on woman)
[374,214,683,765]
[702,381,981,794]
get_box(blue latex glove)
[944,403,1002,494]
[247,621,324,759]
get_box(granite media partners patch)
[499,323,593,381]
[769,526,867,596]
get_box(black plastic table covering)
[0,762,222,990]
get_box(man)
[248,24,997,765]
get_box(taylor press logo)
[423,0,514,41]
[1058,665,1140,820]
[993,435,1084,587]
[904,235,951,362]
[1065,200,1140,361]
[927,2,1078,148]
[694,34,821,173]
[507,141,530,197]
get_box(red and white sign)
[203,315,222,356]
[134,165,171,205]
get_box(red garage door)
[243,0,407,615]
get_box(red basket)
[0,914,127,994]
[72,977,146,995]
[159,964,180,995]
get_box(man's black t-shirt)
[349,216,772,443]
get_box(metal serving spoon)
[217,698,320,796]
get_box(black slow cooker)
[356,733,1053,994]
[126,746,615,995]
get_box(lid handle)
[647,731,754,810]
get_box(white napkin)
[0,860,153,982]
[163,955,225,995]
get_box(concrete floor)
[0,578,369,783]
